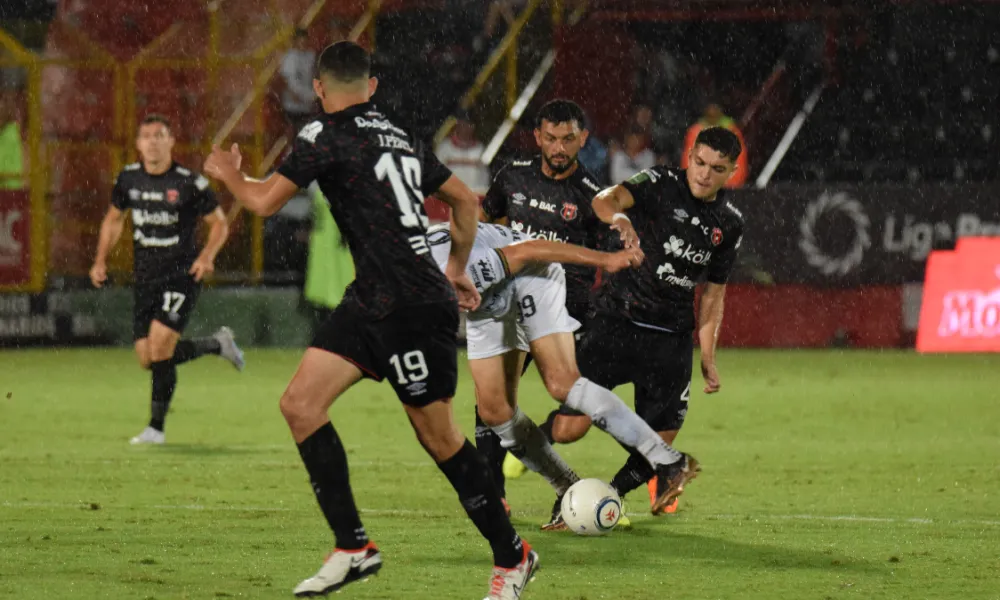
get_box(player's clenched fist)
[603,248,645,273]
[89,262,108,288]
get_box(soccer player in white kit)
[428,222,702,529]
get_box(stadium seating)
[776,5,999,183]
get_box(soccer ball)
[561,478,622,536]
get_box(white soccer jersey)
[428,222,523,320]
[428,222,580,359]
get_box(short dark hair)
[316,41,370,83]
[694,127,742,161]
[139,113,172,134]
[535,99,586,129]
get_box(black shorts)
[576,314,693,431]
[311,301,459,407]
[133,274,201,340]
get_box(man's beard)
[543,152,576,174]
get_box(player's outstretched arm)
[698,282,727,394]
[592,184,640,248]
[435,174,483,311]
[190,207,229,282]
[499,240,644,277]
[90,205,126,288]
[204,144,298,217]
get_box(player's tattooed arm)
[698,282,727,394]
[204,144,298,217]
[190,207,229,282]
[499,240,644,276]
[90,205,127,288]
[591,185,640,249]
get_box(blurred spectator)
[435,113,490,194]
[578,133,609,185]
[682,102,749,188]
[279,29,317,133]
[0,92,24,190]
[609,128,656,184]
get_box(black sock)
[610,450,656,497]
[148,360,177,432]
[297,422,368,550]
[171,337,222,366]
[539,409,560,444]
[474,406,507,498]
[437,440,523,568]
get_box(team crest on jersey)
[166,189,179,204]
[561,203,578,221]
[711,227,723,246]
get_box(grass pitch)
[1,348,998,599]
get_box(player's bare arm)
[189,207,229,282]
[698,282,727,394]
[434,174,483,311]
[90,205,127,288]
[591,184,640,248]
[499,240,644,276]
[204,143,298,217]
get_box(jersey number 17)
[375,152,430,255]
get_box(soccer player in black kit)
[562,127,746,515]
[475,100,605,510]
[203,42,537,599]
[90,114,244,446]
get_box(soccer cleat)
[213,326,245,372]
[129,426,165,445]
[650,453,700,515]
[484,542,539,600]
[293,542,382,597]
[502,453,528,479]
[647,478,680,515]
[540,495,567,531]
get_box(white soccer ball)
[561,478,622,536]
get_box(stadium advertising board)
[0,190,30,287]
[916,237,1000,353]
[733,185,1000,285]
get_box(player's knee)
[136,354,152,370]
[476,398,514,426]
[552,415,590,443]
[543,371,580,402]
[279,386,316,426]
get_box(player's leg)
[474,404,510,505]
[383,303,537,599]
[610,333,695,514]
[130,319,182,444]
[538,304,592,445]
[470,349,580,512]
[134,339,151,370]
[290,308,382,597]
[170,327,245,371]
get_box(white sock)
[492,408,580,495]
[565,377,682,467]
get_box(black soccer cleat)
[650,453,700,515]
[540,494,567,531]
[293,542,382,597]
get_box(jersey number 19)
[375,152,430,255]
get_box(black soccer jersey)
[111,162,218,283]
[480,159,603,307]
[594,166,745,333]
[277,102,455,319]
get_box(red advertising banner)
[917,237,1000,353]
[0,190,31,287]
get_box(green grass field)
[2,348,999,599]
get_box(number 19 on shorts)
[389,350,429,384]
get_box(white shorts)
[466,263,580,360]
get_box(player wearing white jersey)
[428,222,702,529]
